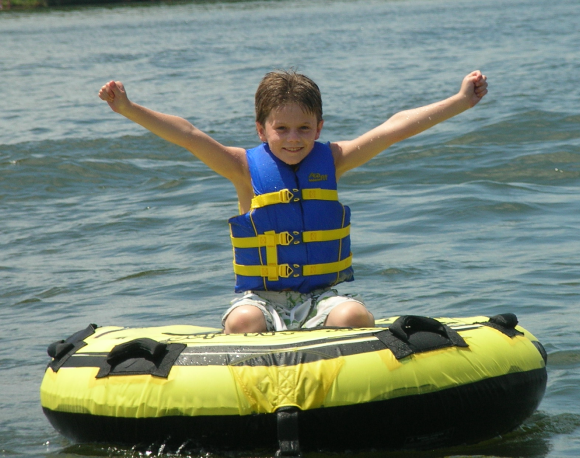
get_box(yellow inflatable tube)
[41,314,547,453]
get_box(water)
[1,0,580,456]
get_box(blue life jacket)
[229,142,354,293]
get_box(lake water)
[1,0,580,456]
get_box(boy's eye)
[273,125,311,133]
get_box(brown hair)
[255,70,323,126]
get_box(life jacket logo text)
[308,173,328,182]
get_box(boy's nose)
[287,129,301,141]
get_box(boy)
[99,69,487,334]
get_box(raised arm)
[98,81,249,185]
[332,70,488,178]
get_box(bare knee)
[224,305,267,334]
[324,301,375,328]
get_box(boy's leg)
[324,301,375,327]
[223,305,267,334]
[222,292,283,334]
[302,291,374,328]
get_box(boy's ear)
[315,120,324,140]
[256,122,267,142]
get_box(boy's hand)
[98,81,130,114]
[460,70,488,108]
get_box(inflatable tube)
[41,314,547,453]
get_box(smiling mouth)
[284,147,303,152]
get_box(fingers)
[467,70,486,86]
[98,81,125,104]
[98,81,115,103]
[474,72,488,98]
[464,70,488,101]
[475,84,488,98]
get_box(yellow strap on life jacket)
[302,226,350,242]
[233,262,294,281]
[251,189,295,209]
[233,254,352,280]
[263,230,279,281]
[231,231,294,249]
[302,254,353,276]
[250,188,338,209]
[301,188,338,201]
[231,226,350,248]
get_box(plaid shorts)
[222,288,365,331]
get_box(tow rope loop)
[275,407,302,458]
[482,313,524,338]
[47,323,97,372]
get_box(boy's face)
[256,103,324,165]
